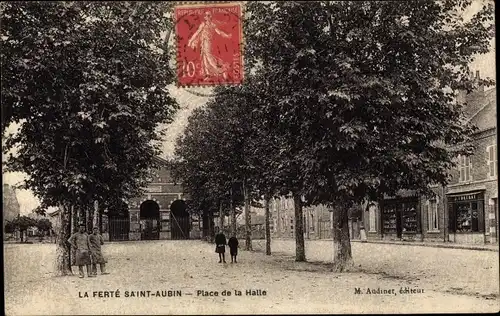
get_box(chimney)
[475,70,480,79]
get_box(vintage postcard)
[2,1,498,315]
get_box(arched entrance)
[140,200,160,240]
[170,200,190,240]
[108,201,130,241]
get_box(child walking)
[214,229,227,263]
[227,235,239,263]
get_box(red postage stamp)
[174,2,243,87]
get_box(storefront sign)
[449,192,484,202]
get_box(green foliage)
[1,2,179,212]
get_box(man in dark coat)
[227,235,239,263]
[214,229,227,263]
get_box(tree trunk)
[243,179,252,251]
[72,204,78,233]
[92,200,99,231]
[98,208,103,234]
[219,201,224,231]
[20,230,24,243]
[207,210,214,243]
[332,205,353,272]
[202,209,208,240]
[265,195,271,255]
[70,205,77,266]
[86,203,93,232]
[293,193,306,261]
[55,204,73,276]
[78,204,85,227]
[230,186,237,237]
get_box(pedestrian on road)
[89,227,109,276]
[227,235,239,263]
[68,224,93,278]
[215,229,227,263]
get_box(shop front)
[381,197,421,241]
[447,191,485,244]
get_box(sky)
[2,1,496,214]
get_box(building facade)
[445,86,497,244]
[268,196,361,240]
[363,85,497,244]
[98,156,198,241]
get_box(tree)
[244,0,494,270]
[1,2,179,275]
[172,87,257,244]
[36,218,53,236]
[9,216,37,242]
[4,220,16,234]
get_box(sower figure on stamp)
[214,228,227,263]
[68,224,93,278]
[188,11,232,81]
[89,227,109,276]
[227,235,239,263]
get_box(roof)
[48,209,60,217]
[468,88,496,132]
[153,156,171,166]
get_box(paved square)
[4,240,499,314]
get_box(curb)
[350,240,499,252]
[265,238,499,252]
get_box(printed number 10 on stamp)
[174,2,244,87]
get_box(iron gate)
[171,214,190,240]
[109,218,130,241]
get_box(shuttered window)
[486,145,497,178]
[459,155,472,182]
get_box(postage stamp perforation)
[173,1,239,6]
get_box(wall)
[420,187,446,242]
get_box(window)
[427,199,439,231]
[487,145,497,178]
[456,202,479,232]
[459,155,472,182]
[310,213,315,232]
[368,204,376,232]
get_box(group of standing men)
[68,224,109,278]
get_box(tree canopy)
[1,2,179,213]
[173,0,494,268]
